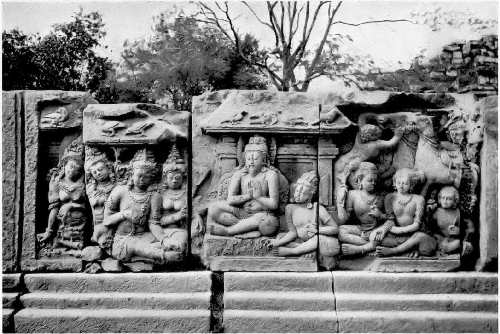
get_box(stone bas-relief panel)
[193,90,350,271]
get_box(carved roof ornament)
[82,103,188,145]
[201,90,352,135]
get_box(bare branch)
[242,2,274,30]
[332,19,412,26]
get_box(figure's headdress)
[245,135,268,154]
[359,124,382,143]
[60,138,84,167]
[438,186,460,208]
[162,144,186,175]
[393,168,425,192]
[131,148,157,173]
[297,171,319,192]
[84,147,109,171]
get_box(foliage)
[119,14,266,110]
[2,9,111,92]
[196,2,408,91]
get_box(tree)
[2,9,111,92]
[196,1,409,91]
[119,14,266,110]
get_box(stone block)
[338,255,461,272]
[3,293,20,309]
[332,272,498,294]
[225,272,332,292]
[225,291,335,311]
[24,272,212,293]
[337,311,497,333]
[207,256,317,271]
[15,309,210,333]
[20,292,210,310]
[3,308,15,333]
[224,310,338,333]
[3,274,22,292]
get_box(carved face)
[438,188,458,209]
[294,180,315,203]
[394,175,411,194]
[165,170,183,190]
[360,125,382,142]
[245,150,265,173]
[64,159,83,180]
[132,168,152,191]
[448,127,465,145]
[90,161,110,183]
[360,173,377,193]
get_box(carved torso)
[348,190,383,231]
[433,208,461,238]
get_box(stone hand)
[178,207,188,219]
[91,224,109,244]
[244,200,264,213]
[121,209,133,221]
[462,241,473,256]
[448,225,460,236]
[368,205,384,219]
[394,126,405,137]
[305,224,317,237]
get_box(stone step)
[3,292,19,309]
[223,310,337,333]
[15,308,211,333]
[337,311,498,333]
[225,272,332,292]
[24,272,212,293]
[3,308,15,333]
[335,293,498,312]
[225,291,334,311]
[333,272,498,294]
[21,292,210,310]
[3,274,21,292]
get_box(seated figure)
[375,168,437,257]
[207,135,280,238]
[273,171,340,266]
[429,186,474,256]
[337,162,393,256]
[148,145,188,254]
[93,149,178,264]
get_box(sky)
[2,1,498,92]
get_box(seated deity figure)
[38,140,88,251]
[207,135,280,238]
[93,149,177,264]
[334,124,405,203]
[272,171,340,261]
[429,186,474,256]
[85,147,116,249]
[148,145,188,254]
[337,162,393,256]
[375,168,437,257]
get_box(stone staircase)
[333,272,498,333]
[3,274,22,333]
[14,272,212,333]
[223,272,497,333]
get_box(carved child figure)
[375,168,437,257]
[272,171,339,265]
[430,186,474,256]
[38,139,88,252]
[207,135,280,238]
[337,162,392,256]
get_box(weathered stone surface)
[20,292,211,310]
[338,256,461,272]
[477,95,498,271]
[2,91,21,273]
[224,310,338,333]
[3,293,20,309]
[209,256,317,272]
[225,272,332,292]
[14,309,210,333]
[3,308,15,333]
[81,246,104,262]
[225,291,335,311]
[337,311,497,333]
[24,272,212,293]
[335,292,497,312]
[332,272,498,294]
[3,274,22,292]
[100,258,123,272]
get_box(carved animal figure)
[41,107,69,126]
[101,121,127,137]
[125,121,155,136]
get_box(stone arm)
[102,188,126,227]
[227,172,251,205]
[254,170,279,210]
[336,190,353,225]
[273,205,298,247]
[318,205,338,236]
[376,127,404,150]
[149,192,165,242]
[42,176,61,237]
[390,196,424,234]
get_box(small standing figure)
[337,162,393,256]
[85,147,116,250]
[93,149,176,264]
[430,186,474,256]
[38,139,88,252]
[272,171,340,268]
[334,124,405,203]
[375,168,437,257]
[149,145,188,255]
[207,135,280,238]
